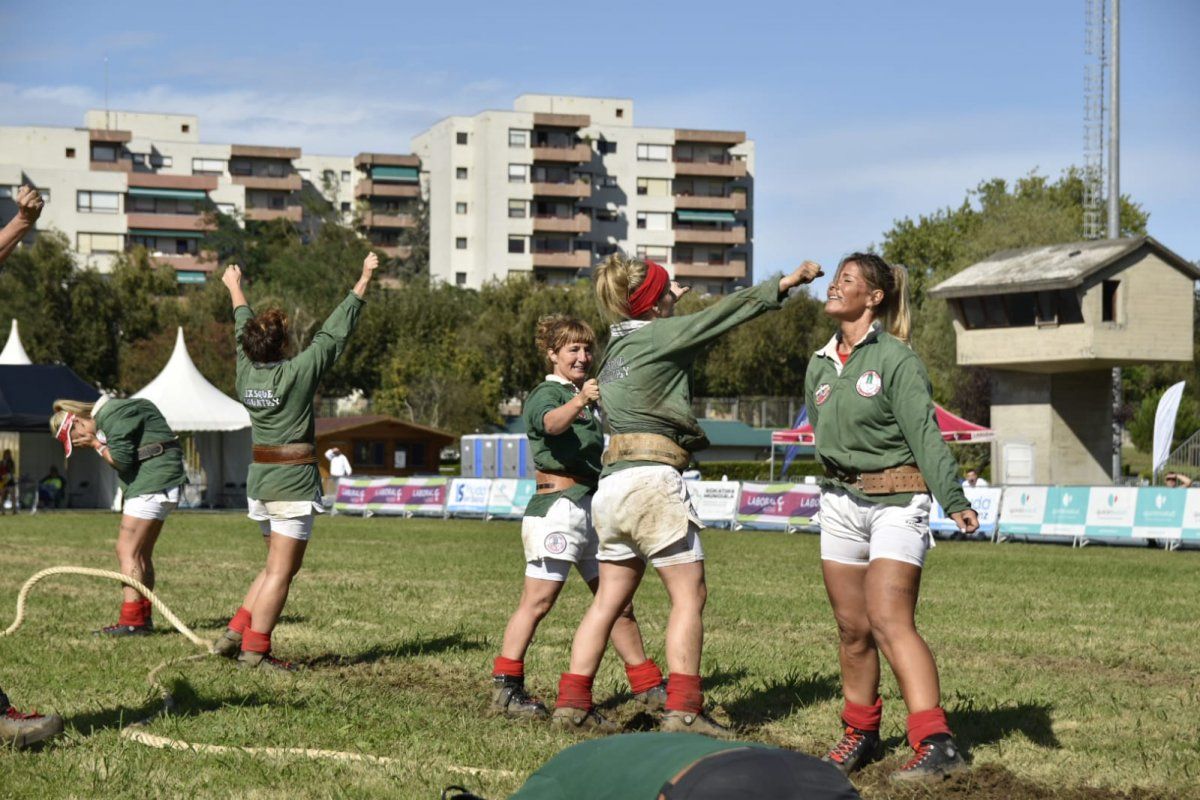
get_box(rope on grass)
[4,566,516,780]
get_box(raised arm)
[292,253,378,380]
[222,264,249,311]
[0,185,44,265]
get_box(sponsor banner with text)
[447,478,492,516]
[932,487,1002,534]
[487,479,536,519]
[334,476,448,516]
[735,482,821,531]
[686,480,741,527]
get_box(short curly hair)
[241,308,290,363]
[535,314,595,365]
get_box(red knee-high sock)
[242,628,271,654]
[228,607,252,635]
[624,658,664,695]
[842,696,883,732]
[118,601,146,627]
[493,656,524,679]
[906,706,952,749]
[665,673,703,714]
[555,673,594,711]
[139,598,153,621]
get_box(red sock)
[555,673,594,711]
[842,696,883,732]
[906,706,952,749]
[624,658,664,695]
[242,628,271,654]
[493,656,524,678]
[118,601,146,627]
[139,598,153,621]
[665,673,703,714]
[228,607,252,635]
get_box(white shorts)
[247,497,322,542]
[123,485,182,521]
[593,465,706,567]
[525,556,600,583]
[522,495,595,564]
[819,489,934,568]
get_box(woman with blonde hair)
[551,256,822,735]
[490,314,665,721]
[805,253,977,782]
[49,395,187,635]
[211,254,376,670]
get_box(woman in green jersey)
[211,254,377,670]
[491,314,665,723]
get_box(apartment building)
[411,94,754,293]
[0,110,419,278]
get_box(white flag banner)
[1153,381,1187,475]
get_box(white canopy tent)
[0,319,32,365]
[132,327,251,508]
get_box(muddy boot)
[238,650,297,673]
[890,735,967,783]
[0,695,64,750]
[95,622,152,637]
[660,709,735,740]
[211,630,243,659]
[550,706,619,733]
[632,682,667,712]
[490,676,549,719]
[822,726,883,775]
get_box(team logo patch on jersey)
[856,371,882,397]
[814,383,832,406]
[544,533,568,555]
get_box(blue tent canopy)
[0,365,100,432]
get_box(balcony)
[674,193,746,211]
[532,181,591,199]
[673,259,747,279]
[375,245,413,259]
[532,112,590,129]
[674,227,747,245]
[128,172,218,191]
[231,174,302,191]
[532,143,592,163]
[532,250,590,269]
[532,213,591,234]
[673,159,747,178]
[126,213,216,233]
[244,207,303,223]
[674,129,746,145]
[354,179,421,199]
[361,212,415,229]
[354,152,420,169]
[230,144,301,160]
[147,252,217,274]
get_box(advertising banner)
[1041,486,1088,537]
[998,486,1049,536]
[1131,487,1187,540]
[735,482,821,531]
[446,478,492,517]
[1083,486,1139,540]
[686,481,741,527]
[334,476,448,517]
[1180,489,1200,542]
[932,487,1002,535]
[487,479,536,519]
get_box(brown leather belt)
[535,470,585,495]
[826,464,928,495]
[601,433,691,471]
[252,443,318,466]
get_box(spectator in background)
[961,469,988,489]
[324,447,352,495]
[0,449,16,514]
[1164,472,1192,488]
[38,466,65,508]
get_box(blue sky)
[1,0,1196,291]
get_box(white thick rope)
[3,566,516,780]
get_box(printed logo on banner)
[1182,489,1200,541]
[855,371,882,398]
[999,486,1048,535]
[736,483,821,530]
[544,533,568,555]
[815,384,832,405]
[1132,487,1186,539]
[1084,487,1136,538]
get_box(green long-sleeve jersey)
[522,376,603,518]
[92,396,186,497]
[595,276,785,476]
[235,292,364,502]
[804,325,970,514]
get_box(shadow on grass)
[304,632,486,668]
[952,701,1060,751]
[723,670,841,728]
[189,614,308,629]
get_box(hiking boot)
[95,622,152,637]
[550,706,619,733]
[211,630,243,659]
[0,705,64,749]
[660,709,735,740]
[891,735,967,783]
[823,726,883,775]
[632,682,667,712]
[237,650,297,673]
[490,676,549,719]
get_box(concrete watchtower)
[929,236,1199,485]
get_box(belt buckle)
[146,443,164,458]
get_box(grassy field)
[1,512,1197,800]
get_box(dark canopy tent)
[0,365,99,431]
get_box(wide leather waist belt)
[535,470,587,495]
[253,443,318,466]
[137,440,181,462]
[826,464,928,495]
[601,433,690,471]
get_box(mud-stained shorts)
[592,465,705,567]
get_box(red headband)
[627,260,670,318]
[55,412,77,458]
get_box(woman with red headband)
[551,256,823,735]
[49,397,187,636]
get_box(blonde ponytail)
[49,399,96,435]
[839,252,911,344]
[884,264,911,344]
[593,254,648,322]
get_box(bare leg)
[115,516,164,603]
[246,533,308,634]
[239,534,273,611]
[584,575,649,667]
[567,559,644,676]
[654,561,707,675]
[822,560,879,706]
[864,559,940,712]
[499,577,566,661]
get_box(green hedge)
[696,459,823,483]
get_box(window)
[456,202,468,215]
[341,171,351,181]
[150,153,172,168]
[616,108,625,119]
[597,139,617,155]
[456,132,469,145]
[508,164,529,183]
[230,159,252,176]
[508,129,528,147]
[192,157,225,174]
[637,177,670,196]
[65,147,76,159]
[266,162,285,178]
[340,202,350,212]
[456,237,467,250]
[1102,280,1119,322]
[507,199,526,218]
[637,245,671,261]
[456,167,468,179]
[636,211,671,231]
[595,243,619,257]
[91,144,117,162]
[181,123,190,133]
[508,236,526,254]
[297,168,311,181]
[216,202,236,216]
[636,143,670,161]
[131,153,147,166]
[353,441,386,467]
[456,272,467,286]
[594,208,618,222]
[598,175,619,188]
[77,190,119,214]
[77,232,123,254]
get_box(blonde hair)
[535,314,596,365]
[49,399,96,435]
[593,254,649,322]
[839,253,911,344]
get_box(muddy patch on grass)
[851,764,1187,800]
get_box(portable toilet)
[480,435,500,478]
[500,434,532,479]
[460,435,481,477]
